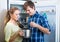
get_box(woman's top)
[4,22,23,42]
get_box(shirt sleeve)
[41,14,51,31]
[4,25,12,42]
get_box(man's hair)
[23,1,35,10]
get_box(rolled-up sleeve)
[41,15,51,31]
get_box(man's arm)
[30,14,51,34]
[36,24,50,34]
[30,22,50,34]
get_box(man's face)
[26,6,35,16]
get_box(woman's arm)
[9,30,23,42]
[9,30,19,42]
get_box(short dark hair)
[23,1,35,10]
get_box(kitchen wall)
[58,0,60,42]
[0,0,7,42]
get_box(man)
[23,1,51,42]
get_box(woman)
[4,7,24,42]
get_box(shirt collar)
[30,11,38,18]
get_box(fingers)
[45,28,50,34]
[19,30,24,36]
[30,22,38,28]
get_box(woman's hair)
[4,7,21,27]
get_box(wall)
[57,0,60,42]
[0,0,7,42]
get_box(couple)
[4,1,51,42]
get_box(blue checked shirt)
[27,11,51,42]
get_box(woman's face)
[11,10,20,21]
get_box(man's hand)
[30,22,38,28]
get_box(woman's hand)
[18,30,24,36]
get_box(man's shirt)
[28,11,51,42]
